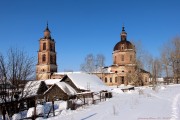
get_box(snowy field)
[48,84,180,120]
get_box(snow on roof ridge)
[41,79,61,85]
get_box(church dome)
[113,40,134,51]
[113,26,134,51]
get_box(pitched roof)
[62,73,110,92]
[22,81,47,98]
[44,82,77,96]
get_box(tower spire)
[122,23,125,31]
[44,22,51,39]
[120,24,127,41]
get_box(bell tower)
[36,23,57,80]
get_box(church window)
[105,77,107,83]
[121,55,124,61]
[110,78,112,83]
[50,55,53,64]
[42,54,46,62]
[43,43,46,50]
[122,70,124,72]
[50,43,54,51]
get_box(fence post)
[52,100,55,116]
[33,98,36,120]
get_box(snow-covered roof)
[22,81,47,98]
[42,79,61,85]
[55,82,77,95]
[44,82,77,96]
[63,73,110,92]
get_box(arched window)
[105,77,107,83]
[50,55,53,64]
[43,43,46,50]
[110,77,112,83]
[42,54,46,62]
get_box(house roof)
[22,81,47,98]
[61,73,110,92]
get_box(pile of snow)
[58,101,67,110]
[12,113,21,120]
[27,105,44,117]
[74,99,83,105]
[64,73,110,92]
[111,88,124,94]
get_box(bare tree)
[80,54,105,73]
[151,58,162,86]
[160,37,180,84]
[0,48,35,118]
[96,54,105,73]
[7,48,35,88]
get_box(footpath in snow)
[48,84,180,120]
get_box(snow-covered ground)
[48,84,180,120]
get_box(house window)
[110,78,112,83]
[105,77,107,83]
[43,43,46,50]
[121,55,124,61]
[42,54,46,62]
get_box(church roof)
[113,40,134,51]
[113,26,134,51]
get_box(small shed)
[44,82,77,101]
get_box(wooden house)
[44,82,77,101]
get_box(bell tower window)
[42,54,46,62]
[43,43,46,50]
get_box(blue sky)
[0,0,180,71]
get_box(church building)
[36,24,57,80]
[94,26,150,86]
